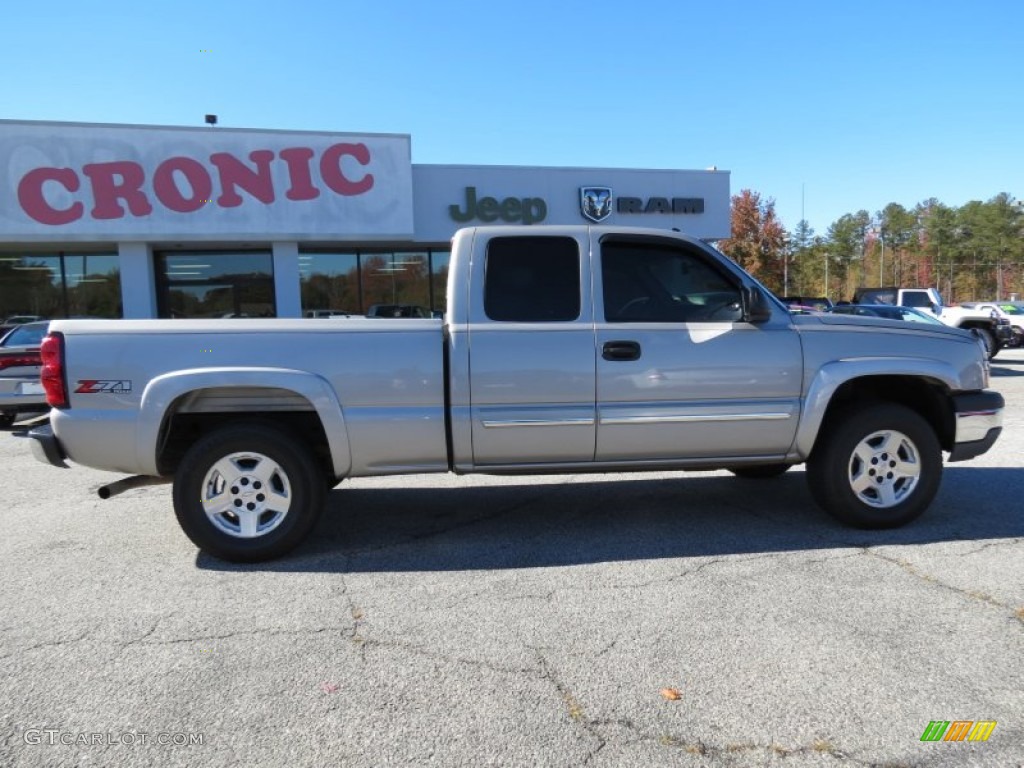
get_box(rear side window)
[484,237,580,321]
[901,291,932,308]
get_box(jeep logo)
[448,186,547,225]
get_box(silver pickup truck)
[27,226,1004,561]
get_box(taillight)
[40,333,68,408]
[0,353,41,371]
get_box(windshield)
[998,304,1024,315]
[898,308,944,325]
[1,322,49,346]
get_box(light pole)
[879,232,885,287]
[824,250,830,299]
[782,236,791,296]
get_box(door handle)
[602,340,641,361]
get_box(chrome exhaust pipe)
[97,475,171,499]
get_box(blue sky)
[4,0,1021,236]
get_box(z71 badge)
[75,380,132,394]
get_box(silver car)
[0,321,48,427]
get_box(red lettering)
[17,167,84,225]
[210,150,276,207]
[319,142,373,196]
[152,157,213,213]
[81,161,152,219]
[18,142,371,224]
[278,147,320,201]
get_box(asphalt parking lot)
[1,352,1022,768]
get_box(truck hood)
[792,313,977,342]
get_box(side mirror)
[742,287,772,324]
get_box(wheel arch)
[137,368,352,480]
[796,362,958,460]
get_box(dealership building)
[0,119,730,320]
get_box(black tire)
[172,424,326,562]
[981,328,998,361]
[806,403,941,529]
[728,464,791,479]
[0,410,16,428]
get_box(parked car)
[852,287,1011,359]
[0,320,48,427]
[785,304,825,315]
[305,309,358,318]
[781,296,834,311]
[960,302,1024,348]
[365,304,432,318]
[827,304,948,325]
[0,314,45,338]
[827,304,995,357]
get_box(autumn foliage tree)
[717,189,787,292]
[773,192,1023,302]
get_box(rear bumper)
[26,422,69,468]
[948,390,1004,462]
[0,376,46,412]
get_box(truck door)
[594,234,802,462]
[466,233,596,465]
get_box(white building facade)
[0,120,730,320]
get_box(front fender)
[136,367,352,478]
[793,357,966,459]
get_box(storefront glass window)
[157,251,275,318]
[360,252,430,317]
[430,251,450,315]
[64,254,122,318]
[299,253,360,316]
[0,251,121,320]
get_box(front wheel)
[172,424,326,562]
[977,328,998,361]
[807,403,941,529]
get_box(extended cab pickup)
[28,226,1004,561]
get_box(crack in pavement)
[0,629,93,660]
[3,625,358,661]
[522,642,925,767]
[605,552,788,592]
[532,649,607,765]
[932,537,1024,558]
[603,549,860,594]
[362,637,540,677]
[861,548,1023,622]
[329,568,371,662]
[648,734,918,766]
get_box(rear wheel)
[0,410,16,428]
[172,424,326,562]
[807,403,941,529]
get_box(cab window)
[484,237,580,322]
[601,241,741,322]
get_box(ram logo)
[580,187,613,223]
[75,380,132,394]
